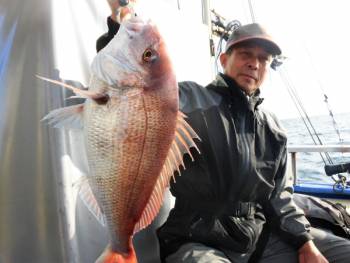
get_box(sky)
[51,0,350,120]
[211,0,350,120]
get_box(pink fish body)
[39,16,199,263]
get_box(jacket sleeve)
[96,16,121,52]
[264,143,313,249]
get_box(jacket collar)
[207,73,264,112]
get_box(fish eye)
[142,48,155,62]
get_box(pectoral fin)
[41,103,84,130]
[36,75,107,100]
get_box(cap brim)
[226,37,281,56]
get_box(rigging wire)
[177,0,181,10]
[247,0,256,23]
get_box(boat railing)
[287,145,350,185]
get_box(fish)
[38,16,199,263]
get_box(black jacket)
[96,16,120,52]
[157,74,312,261]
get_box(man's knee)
[311,227,350,263]
[165,243,231,263]
[258,233,298,263]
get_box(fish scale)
[85,87,177,254]
[39,16,200,263]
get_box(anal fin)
[75,176,106,226]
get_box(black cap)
[225,23,282,56]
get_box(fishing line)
[278,67,329,164]
[279,67,335,162]
[248,0,337,166]
[210,2,345,185]
[245,0,348,187]
[277,66,348,185]
[304,45,344,144]
[245,0,333,167]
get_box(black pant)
[165,227,350,263]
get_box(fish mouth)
[124,16,146,33]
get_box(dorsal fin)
[133,112,200,233]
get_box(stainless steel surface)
[287,145,350,183]
[201,0,211,25]
[288,145,350,153]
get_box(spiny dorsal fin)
[133,112,200,233]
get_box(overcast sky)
[211,0,350,119]
[51,0,350,120]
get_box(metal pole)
[201,0,211,26]
[291,152,297,185]
[201,0,216,79]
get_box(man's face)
[220,43,273,95]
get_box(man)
[156,24,329,263]
[96,0,135,52]
[97,2,350,263]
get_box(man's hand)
[107,0,136,22]
[298,241,328,263]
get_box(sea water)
[281,112,350,185]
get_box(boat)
[0,0,349,262]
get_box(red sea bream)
[39,16,199,263]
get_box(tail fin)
[95,244,137,263]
